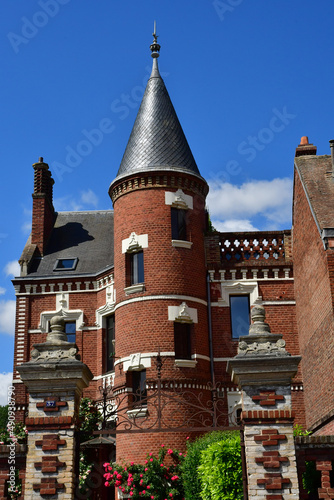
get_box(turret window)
[130,251,144,285]
[174,322,192,360]
[171,208,187,241]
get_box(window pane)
[106,315,115,372]
[174,322,191,359]
[171,208,187,240]
[230,295,250,339]
[131,251,144,285]
[65,321,76,343]
[132,370,147,405]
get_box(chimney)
[295,136,317,157]
[31,157,55,255]
[329,140,334,178]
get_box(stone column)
[227,305,301,500]
[17,316,93,499]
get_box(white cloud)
[4,261,20,278]
[0,287,5,296]
[212,219,259,232]
[54,189,99,212]
[207,177,293,229]
[80,189,99,207]
[0,301,16,336]
[21,221,32,234]
[0,373,13,406]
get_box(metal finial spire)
[150,20,161,58]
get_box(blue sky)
[0,0,333,402]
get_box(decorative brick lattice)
[252,390,285,406]
[317,461,334,499]
[257,472,291,491]
[254,429,287,447]
[255,450,289,469]
[35,434,66,451]
[33,478,65,495]
[34,455,66,473]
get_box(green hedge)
[182,431,242,500]
[198,433,243,500]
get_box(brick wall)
[293,168,334,432]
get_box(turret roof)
[114,32,201,182]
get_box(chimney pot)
[300,136,309,146]
[295,136,317,157]
[39,157,44,163]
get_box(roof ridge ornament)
[150,20,161,58]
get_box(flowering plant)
[103,445,185,499]
[7,469,22,499]
[0,423,27,445]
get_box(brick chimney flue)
[31,157,55,256]
[295,136,317,157]
[329,140,334,178]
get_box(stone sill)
[124,283,145,295]
[172,240,193,249]
[127,407,148,418]
[174,359,197,368]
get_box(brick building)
[9,29,334,479]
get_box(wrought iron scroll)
[96,354,239,434]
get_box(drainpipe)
[207,273,215,386]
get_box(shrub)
[103,445,185,499]
[182,431,241,500]
[197,433,243,500]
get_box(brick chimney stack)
[295,136,317,157]
[31,157,55,255]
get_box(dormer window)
[54,258,78,271]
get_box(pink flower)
[145,460,148,464]
[186,436,190,440]
[161,444,165,447]
[150,458,153,462]
[130,493,133,497]
[167,448,173,455]
[160,464,164,467]
[130,461,134,465]
[104,482,110,487]
[144,467,148,471]
[149,452,153,456]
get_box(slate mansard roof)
[294,154,334,231]
[24,210,114,278]
[113,58,202,184]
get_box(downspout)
[207,273,215,386]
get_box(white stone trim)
[39,308,84,333]
[165,189,193,209]
[127,407,148,418]
[122,232,148,253]
[123,353,152,372]
[175,359,197,368]
[95,282,116,328]
[262,300,296,305]
[172,240,193,249]
[227,389,242,426]
[218,281,260,307]
[124,284,145,295]
[168,302,198,323]
[115,294,207,310]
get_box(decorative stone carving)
[236,305,290,358]
[30,315,80,363]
